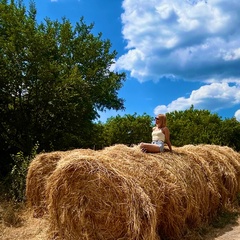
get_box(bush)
[9,143,39,201]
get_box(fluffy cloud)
[114,0,240,82]
[235,109,240,121]
[154,82,240,114]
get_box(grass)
[211,210,239,229]
[195,205,240,240]
[0,199,48,240]
[0,199,24,227]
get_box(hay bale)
[45,144,240,240]
[26,149,94,217]
[179,144,240,205]
[26,151,66,217]
[100,145,221,237]
[46,153,159,240]
[208,145,240,191]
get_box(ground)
[206,218,240,240]
[1,207,240,240]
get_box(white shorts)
[152,140,164,152]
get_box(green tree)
[219,118,240,151]
[91,122,106,150]
[166,106,222,146]
[103,113,153,146]
[166,106,240,151]
[0,0,125,178]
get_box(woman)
[140,114,172,153]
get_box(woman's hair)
[157,114,167,128]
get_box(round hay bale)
[179,144,240,205]
[207,144,240,191]
[46,153,159,240]
[161,148,219,227]
[26,151,66,217]
[45,144,240,240]
[45,145,201,239]
[100,145,221,237]
[26,149,94,217]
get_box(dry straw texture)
[26,149,94,217]
[26,151,66,217]
[46,152,159,240]
[26,144,240,240]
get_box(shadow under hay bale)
[26,149,94,218]
[45,144,240,240]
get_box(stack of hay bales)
[26,144,240,240]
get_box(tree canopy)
[166,106,240,150]
[103,113,153,146]
[0,0,125,177]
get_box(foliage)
[166,106,240,151]
[103,113,153,146]
[0,0,125,178]
[9,143,39,201]
[167,106,222,146]
[100,108,240,152]
[91,122,106,150]
[219,118,240,151]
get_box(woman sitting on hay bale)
[140,114,172,153]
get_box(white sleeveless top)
[152,128,165,142]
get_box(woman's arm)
[163,127,172,152]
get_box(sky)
[22,0,240,122]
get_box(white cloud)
[221,48,240,61]
[154,82,240,114]
[235,109,240,121]
[115,0,240,82]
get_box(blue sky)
[23,0,240,122]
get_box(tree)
[166,106,240,151]
[219,118,240,151]
[166,106,222,146]
[0,0,125,178]
[103,113,153,146]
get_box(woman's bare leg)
[139,143,160,153]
